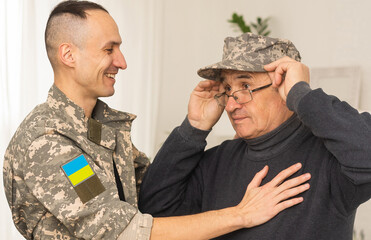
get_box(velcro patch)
[61,155,105,203]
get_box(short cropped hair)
[44,0,108,68]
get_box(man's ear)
[58,43,75,67]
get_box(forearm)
[267,58,371,173]
[287,82,371,175]
[150,207,242,240]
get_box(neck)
[244,114,305,161]
[54,75,97,118]
[280,110,295,125]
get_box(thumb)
[247,165,269,189]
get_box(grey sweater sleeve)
[287,81,371,207]
[138,117,210,216]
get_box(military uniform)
[3,84,153,239]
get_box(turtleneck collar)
[243,114,309,161]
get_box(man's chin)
[233,125,254,140]
[99,88,115,98]
[236,133,253,140]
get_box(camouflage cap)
[197,32,301,80]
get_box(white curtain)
[0,0,161,239]
[1,1,24,239]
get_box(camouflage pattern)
[197,32,301,80]
[3,84,152,239]
[117,211,152,240]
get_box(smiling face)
[73,10,126,99]
[221,70,293,139]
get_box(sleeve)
[117,211,153,240]
[23,134,152,239]
[132,143,151,196]
[138,117,211,216]
[286,81,371,209]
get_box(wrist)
[218,206,246,231]
[188,118,212,131]
[178,117,210,144]
[286,81,311,112]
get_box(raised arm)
[265,57,371,207]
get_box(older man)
[3,2,311,240]
[139,33,371,239]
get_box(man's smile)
[104,73,116,79]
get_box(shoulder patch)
[61,155,105,203]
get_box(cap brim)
[197,59,266,80]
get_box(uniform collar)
[47,84,86,124]
[46,84,135,150]
[92,99,136,124]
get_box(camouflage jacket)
[3,84,152,239]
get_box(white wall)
[154,0,371,238]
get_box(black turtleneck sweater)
[139,82,371,240]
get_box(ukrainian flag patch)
[62,154,94,186]
[61,154,105,203]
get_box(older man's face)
[221,70,293,139]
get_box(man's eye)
[106,49,113,53]
[242,83,250,90]
[224,86,232,93]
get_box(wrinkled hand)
[264,57,310,102]
[188,80,225,130]
[235,163,311,228]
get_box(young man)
[3,2,310,239]
[139,33,371,239]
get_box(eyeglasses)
[214,83,272,107]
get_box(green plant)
[228,13,271,36]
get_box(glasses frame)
[214,83,272,107]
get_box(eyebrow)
[219,74,252,82]
[236,75,252,79]
[102,40,122,48]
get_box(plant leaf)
[228,12,251,33]
[260,25,268,33]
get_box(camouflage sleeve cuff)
[178,116,211,144]
[117,211,153,240]
[286,81,312,112]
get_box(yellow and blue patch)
[61,155,105,203]
[62,154,95,186]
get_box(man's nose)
[225,96,242,112]
[114,50,127,70]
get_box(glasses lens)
[214,89,253,107]
[234,89,252,104]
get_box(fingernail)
[296,163,302,168]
